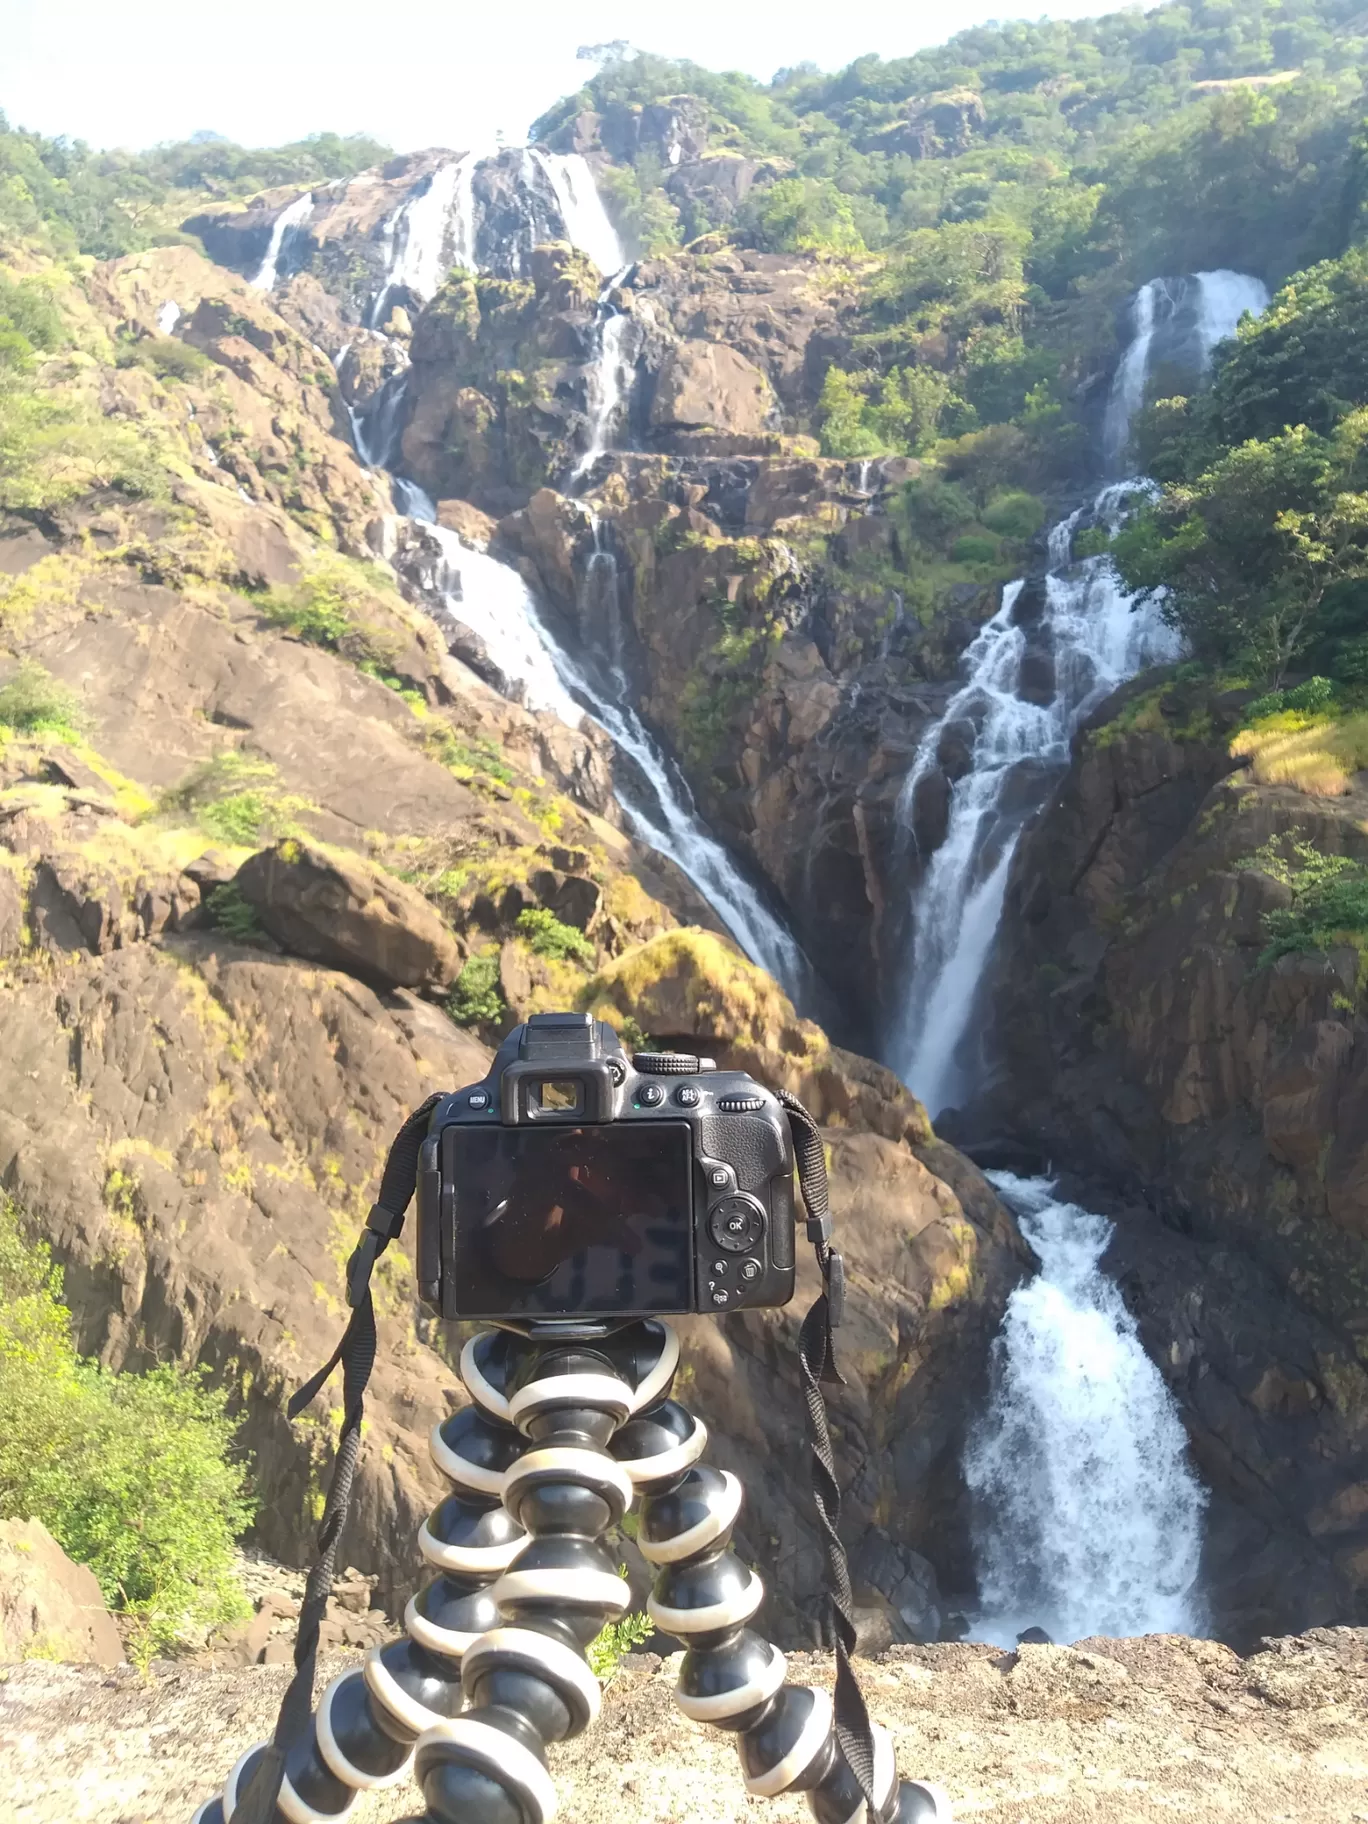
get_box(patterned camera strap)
[236,1089,879,1824]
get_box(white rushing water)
[965,1173,1207,1644]
[529,150,625,277]
[889,270,1269,1115]
[250,191,314,290]
[370,155,478,328]
[391,475,584,723]
[573,298,634,480]
[547,521,809,994]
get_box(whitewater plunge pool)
[963,1173,1208,1647]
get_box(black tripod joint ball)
[192,1319,951,1824]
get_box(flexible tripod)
[192,1318,951,1824]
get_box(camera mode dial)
[633,1051,700,1074]
[708,1192,766,1255]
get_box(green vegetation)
[447,948,505,1027]
[1116,246,1368,689]
[586,1602,654,1682]
[735,176,868,256]
[259,556,404,672]
[115,334,210,383]
[0,662,84,741]
[0,1192,253,1662]
[0,115,388,261]
[1115,409,1368,684]
[160,753,315,846]
[1240,832,1368,962]
[515,907,595,965]
[427,729,515,787]
[206,882,262,941]
[542,5,1365,505]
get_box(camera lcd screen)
[446,1122,694,1318]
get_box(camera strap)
[238,1088,882,1824]
[234,1093,442,1824]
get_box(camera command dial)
[708,1193,766,1254]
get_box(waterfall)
[1196,268,1272,369]
[543,517,811,998]
[369,155,477,327]
[251,192,314,291]
[529,150,625,277]
[391,476,583,724]
[324,151,812,1005]
[965,1173,1207,1644]
[887,269,1269,1116]
[573,292,634,481]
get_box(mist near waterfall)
[965,1174,1208,1646]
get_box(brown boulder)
[650,341,776,438]
[235,839,460,992]
[436,499,499,547]
[0,1519,123,1665]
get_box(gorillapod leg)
[194,1320,950,1824]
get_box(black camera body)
[414,1012,795,1324]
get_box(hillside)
[1,0,1367,1718]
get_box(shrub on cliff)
[0,1193,254,1661]
[0,662,84,741]
[1238,834,1368,963]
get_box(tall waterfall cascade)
[369,155,479,328]
[965,1173,1208,1644]
[889,269,1270,1116]
[252,152,813,1005]
[574,296,634,481]
[250,191,314,291]
[527,149,624,278]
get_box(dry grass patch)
[1231,709,1368,796]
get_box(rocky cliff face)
[179,149,1017,1050]
[0,224,1031,1643]
[969,676,1368,1641]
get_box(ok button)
[708,1194,764,1255]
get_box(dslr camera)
[414,1012,795,1323]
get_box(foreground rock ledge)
[4,1633,1365,1823]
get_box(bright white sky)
[5,0,1115,153]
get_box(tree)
[1208,246,1368,444]
[1113,412,1368,684]
[735,177,866,256]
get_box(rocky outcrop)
[396,247,602,510]
[864,89,987,159]
[495,468,990,1045]
[235,839,461,992]
[0,1520,124,1666]
[6,1630,1366,1822]
[90,246,383,553]
[648,340,777,445]
[972,679,1368,1638]
[582,927,935,1144]
[0,441,1024,1645]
